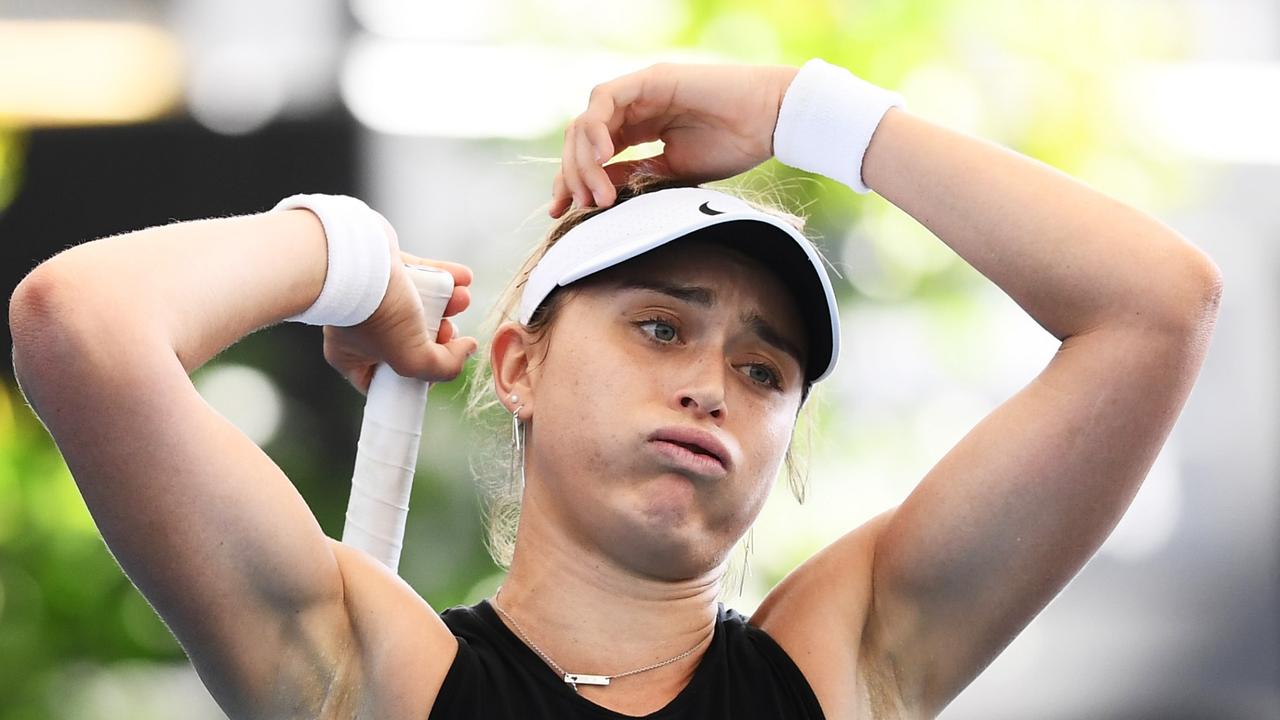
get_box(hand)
[551,62,800,217]
[322,251,477,395]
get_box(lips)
[648,426,732,471]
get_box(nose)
[675,353,727,422]
[680,394,724,421]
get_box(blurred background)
[0,0,1274,718]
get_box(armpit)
[857,654,916,719]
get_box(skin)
[8,60,1222,720]
[487,238,807,712]
[510,241,806,576]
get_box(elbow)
[1200,258,1224,311]
[10,266,66,352]
[1143,249,1224,335]
[9,264,96,377]
[1184,254,1224,324]
[10,268,60,394]
[1195,263,1224,342]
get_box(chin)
[606,509,732,582]
[638,472,701,522]
[581,468,743,580]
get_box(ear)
[491,320,538,416]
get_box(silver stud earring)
[509,394,526,491]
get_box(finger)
[561,122,588,210]
[397,335,479,384]
[614,115,671,150]
[550,169,572,218]
[436,317,456,344]
[576,121,612,208]
[398,253,474,287]
[585,121,615,167]
[586,71,650,136]
[581,87,618,163]
[443,284,470,318]
[589,69,679,154]
[577,83,634,209]
[568,120,596,210]
[560,65,671,211]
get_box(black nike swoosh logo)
[698,201,726,216]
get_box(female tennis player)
[9,58,1221,719]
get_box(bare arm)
[541,58,1222,715]
[854,108,1223,715]
[8,209,469,718]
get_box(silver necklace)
[490,586,709,693]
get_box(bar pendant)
[564,673,611,686]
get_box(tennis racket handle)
[342,264,454,571]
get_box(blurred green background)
[1,1,1273,718]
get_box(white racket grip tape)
[342,264,454,572]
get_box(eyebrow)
[618,279,806,369]
[619,278,715,307]
[742,313,806,371]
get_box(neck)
[491,487,723,683]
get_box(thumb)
[396,334,479,384]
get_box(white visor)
[518,186,841,384]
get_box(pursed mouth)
[665,440,723,465]
[648,439,728,478]
[647,426,733,474]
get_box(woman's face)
[517,238,808,582]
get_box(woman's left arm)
[853,107,1222,714]
[554,61,1223,716]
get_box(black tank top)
[426,599,825,719]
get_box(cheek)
[533,331,639,474]
[739,414,794,491]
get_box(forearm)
[861,108,1222,339]
[21,209,330,373]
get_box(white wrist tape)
[772,58,906,194]
[273,193,395,327]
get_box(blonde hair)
[463,165,824,572]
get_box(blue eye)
[745,363,782,389]
[636,317,784,391]
[638,318,678,343]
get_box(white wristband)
[273,193,395,327]
[772,58,906,194]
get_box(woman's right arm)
[8,209,473,718]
